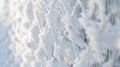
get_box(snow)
[0,0,120,67]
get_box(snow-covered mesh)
[0,0,120,67]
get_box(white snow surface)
[0,0,120,67]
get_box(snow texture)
[0,0,120,67]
